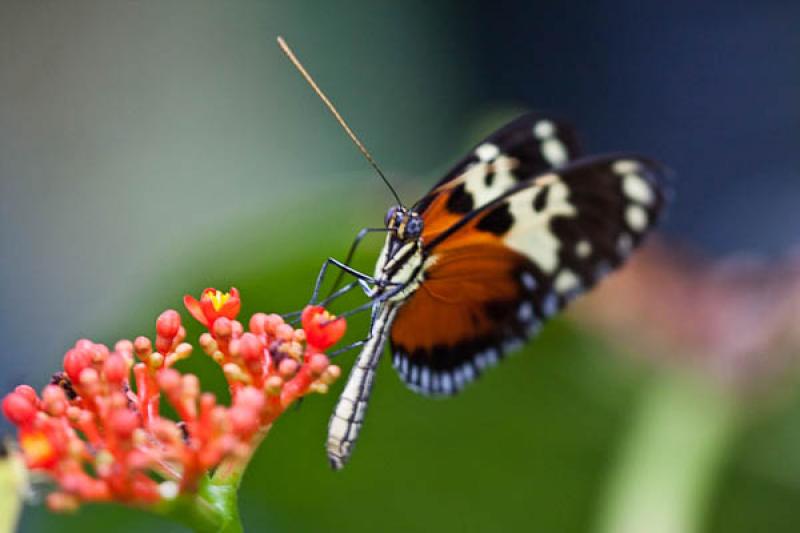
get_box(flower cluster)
[2,288,345,512]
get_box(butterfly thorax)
[373,206,427,303]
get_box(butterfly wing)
[391,155,666,395]
[414,113,581,243]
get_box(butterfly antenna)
[277,36,404,207]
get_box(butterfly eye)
[384,205,400,228]
[405,216,423,239]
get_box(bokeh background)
[2,1,800,532]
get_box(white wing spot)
[612,159,640,175]
[521,272,537,290]
[623,173,654,205]
[542,293,559,317]
[518,302,534,322]
[441,373,453,394]
[533,120,555,139]
[475,142,500,162]
[555,269,580,294]
[463,155,517,208]
[504,176,576,274]
[626,205,649,231]
[453,368,465,389]
[504,338,523,352]
[576,240,592,258]
[617,233,633,255]
[542,139,568,166]
[420,367,430,389]
[462,363,476,382]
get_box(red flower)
[301,305,347,350]
[19,429,58,469]
[2,289,343,512]
[183,288,241,328]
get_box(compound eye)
[405,216,423,238]
[384,205,400,227]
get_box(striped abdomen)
[326,304,398,470]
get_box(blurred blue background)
[1,1,799,532]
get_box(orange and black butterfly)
[277,39,666,470]
[323,114,665,469]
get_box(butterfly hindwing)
[391,155,665,396]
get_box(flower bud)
[64,348,92,383]
[42,385,68,416]
[229,406,259,437]
[238,333,263,362]
[110,409,139,438]
[103,353,128,384]
[275,323,294,342]
[265,375,283,395]
[133,336,152,358]
[79,367,99,388]
[263,314,284,335]
[156,310,181,339]
[235,387,265,412]
[213,317,233,338]
[14,385,38,403]
[278,358,299,378]
[157,368,182,394]
[249,313,269,334]
[2,392,37,425]
[308,353,330,376]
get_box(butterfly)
[322,112,666,469]
[275,37,665,470]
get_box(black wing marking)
[413,112,581,215]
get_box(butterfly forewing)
[391,155,665,395]
[413,113,581,243]
[423,112,581,195]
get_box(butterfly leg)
[283,258,377,322]
[310,257,375,304]
[315,279,362,308]
[325,227,391,299]
[328,337,370,358]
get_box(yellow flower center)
[208,290,230,311]
[20,431,54,465]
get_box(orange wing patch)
[390,241,541,396]
[392,242,521,346]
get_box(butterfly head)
[384,205,423,242]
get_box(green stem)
[152,477,243,532]
[211,426,270,488]
[594,371,740,533]
[151,427,270,531]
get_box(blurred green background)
[2,1,800,532]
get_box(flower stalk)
[594,372,740,533]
